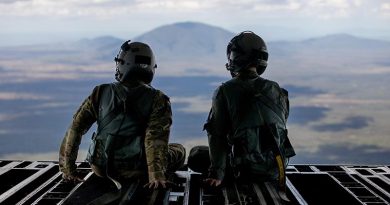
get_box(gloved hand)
[204,178,222,187]
[62,170,85,183]
[144,180,174,189]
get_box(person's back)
[217,70,294,181]
[86,81,158,178]
[204,31,295,190]
[59,40,185,204]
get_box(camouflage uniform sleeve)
[280,88,289,120]
[204,86,231,180]
[59,86,100,176]
[144,90,171,182]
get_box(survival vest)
[86,82,157,172]
[220,76,295,179]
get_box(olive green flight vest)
[221,77,295,178]
[86,82,157,171]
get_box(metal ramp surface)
[0,160,389,204]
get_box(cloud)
[29,102,72,109]
[0,0,31,4]
[137,0,204,10]
[171,96,211,113]
[253,1,301,11]
[312,115,374,132]
[1,0,389,46]
[380,2,390,16]
[0,0,386,18]
[289,106,330,125]
[291,143,390,164]
[0,0,295,16]
[301,0,359,19]
[283,84,325,98]
[0,129,9,134]
[0,113,26,122]
[308,93,390,106]
[0,92,51,100]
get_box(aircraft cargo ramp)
[0,160,389,204]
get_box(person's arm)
[59,87,99,181]
[204,86,230,185]
[144,90,171,188]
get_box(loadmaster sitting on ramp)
[59,40,186,204]
[191,31,296,204]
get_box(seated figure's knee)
[168,143,186,171]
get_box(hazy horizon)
[1,0,390,46]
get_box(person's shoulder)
[221,77,238,86]
[89,83,112,94]
[152,88,170,102]
[93,83,113,90]
[259,77,278,86]
[258,77,281,89]
[209,82,227,101]
[215,78,237,94]
[259,78,288,97]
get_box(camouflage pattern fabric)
[59,82,185,182]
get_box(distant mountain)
[77,36,123,50]
[75,36,124,61]
[302,34,390,49]
[134,22,234,61]
[66,22,235,64]
[267,33,390,75]
[269,33,390,54]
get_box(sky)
[0,0,390,46]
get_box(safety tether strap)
[247,79,290,202]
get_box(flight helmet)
[115,40,157,84]
[226,31,268,76]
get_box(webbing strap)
[222,182,242,205]
[119,180,140,205]
[97,107,121,134]
[253,79,286,125]
[250,82,289,202]
[254,92,286,124]
[87,180,140,205]
[264,182,284,205]
[252,183,267,204]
